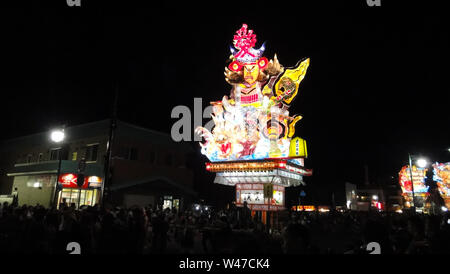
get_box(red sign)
[376,202,382,210]
[58,173,81,188]
[58,173,102,189]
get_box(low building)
[355,186,385,211]
[345,182,357,210]
[0,120,196,210]
[383,182,403,212]
[344,183,385,212]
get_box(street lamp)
[416,158,427,168]
[50,130,65,143]
[50,128,65,208]
[408,154,427,214]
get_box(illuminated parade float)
[398,165,430,212]
[432,162,450,209]
[196,24,312,217]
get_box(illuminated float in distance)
[398,165,429,211]
[432,162,450,209]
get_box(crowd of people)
[0,201,449,254]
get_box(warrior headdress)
[225,24,283,84]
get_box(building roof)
[0,119,194,153]
[110,174,197,197]
[7,160,103,177]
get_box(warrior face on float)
[226,24,274,107]
[243,63,260,85]
[227,24,269,85]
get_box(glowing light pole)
[50,128,65,208]
[408,154,427,214]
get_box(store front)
[58,188,100,209]
[57,173,102,209]
[162,195,180,210]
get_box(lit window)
[72,152,78,161]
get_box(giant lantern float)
[195,24,312,220]
[432,162,450,209]
[398,165,430,211]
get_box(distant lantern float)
[398,165,430,211]
[433,162,450,209]
[195,24,312,220]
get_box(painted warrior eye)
[245,66,255,72]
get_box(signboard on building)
[58,173,103,189]
[87,176,103,188]
[292,205,315,211]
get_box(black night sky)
[1,1,449,206]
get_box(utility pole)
[408,153,416,214]
[331,192,335,211]
[50,125,66,209]
[101,84,118,208]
